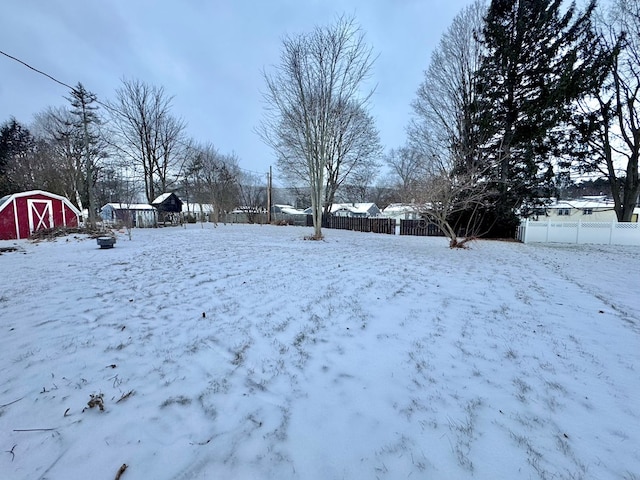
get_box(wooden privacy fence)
[399,219,445,237]
[217,211,452,237]
[308,215,448,237]
[317,215,396,234]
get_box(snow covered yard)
[0,223,639,480]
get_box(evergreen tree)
[66,83,102,227]
[473,0,600,235]
[0,118,35,196]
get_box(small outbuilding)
[152,193,183,224]
[100,203,158,228]
[0,190,81,240]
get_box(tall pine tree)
[66,83,102,227]
[0,118,35,196]
[473,0,600,235]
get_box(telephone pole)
[267,166,272,223]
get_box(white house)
[271,204,306,216]
[327,203,381,217]
[380,203,422,220]
[531,197,638,222]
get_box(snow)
[152,193,173,205]
[1,224,639,480]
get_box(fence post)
[523,219,529,244]
[546,219,550,242]
[609,219,615,245]
[576,219,581,244]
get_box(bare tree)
[3,117,80,199]
[32,85,107,227]
[3,132,60,194]
[408,1,493,246]
[184,144,240,224]
[237,171,267,223]
[108,79,186,203]
[322,101,381,211]
[259,15,378,239]
[383,147,426,204]
[33,107,86,210]
[337,155,381,203]
[409,0,486,169]
[573,0,640,221]
[417,154,495,248]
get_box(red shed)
[0,190,81,240]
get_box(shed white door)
[27,199,54,233]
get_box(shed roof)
[152,193,171,204]
[0,190,81,216]
[152,192,182,205]
[102,203,156,211]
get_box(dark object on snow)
[97,236,116,249]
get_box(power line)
[0,49,76,92]
[0,48,269,177]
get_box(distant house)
[380,203,421,220]
[530,197,639,222]
[303,203,381,218]
[271,204,306,215]
[270,204,307,225]
[152,193,183,224]
[182,203,214,222]
[100,203,157,228]
[0,190,81,240]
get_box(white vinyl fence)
[517,219,640,246]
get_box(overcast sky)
[1,0,474,177]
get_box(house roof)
[101,203,156,211]
[548,197,616,210]
[330,203,379,214]
[382,203,420,214]
[273,204,306,215]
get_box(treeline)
[392,0,639,243]
[0,79,266,226]
[258,0,639,244]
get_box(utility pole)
[267,166,272,223]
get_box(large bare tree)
[409,0,486,170]
[182,143,240,224]
[237,171,267,223]
[108,79,186,203]
[573,0,640,221]
[322,101,381,212]
[32,107,87,210]
[259,16,378,239]
[383,147,427,204]
[32,84,106,226]
[408,1,492,246]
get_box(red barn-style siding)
[0,190,81,240]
